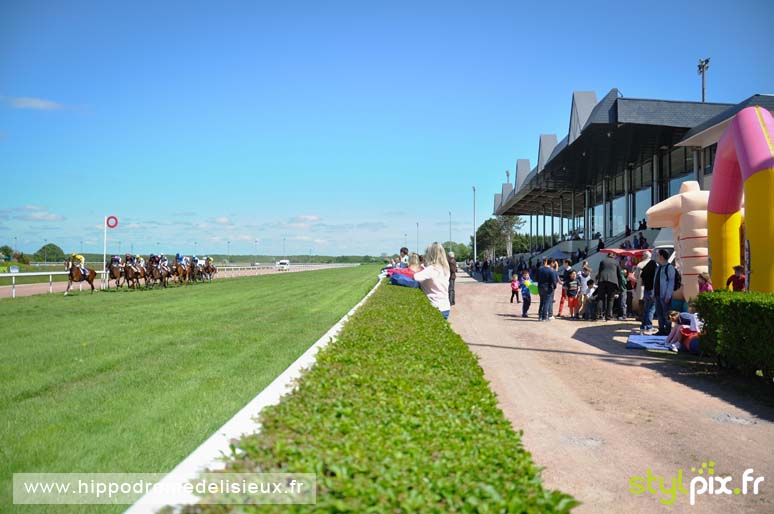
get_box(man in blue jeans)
[638,251,657,333]
[535,258,558,321]
[653,249,676,335]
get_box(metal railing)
[0,263,360,299]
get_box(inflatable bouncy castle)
[708,106,774,293]
[646,181,709,301]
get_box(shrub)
[695,290,774,382]
[178,282,578,513]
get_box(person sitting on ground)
[510,274,521,304]
[520,269,532,318]
[665,310,699,352]
[698,272,713,293]
[726,265,746,291]
[399,247,409,268]
[414,243,452,320]
[566,270,580,318]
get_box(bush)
[178,282,578,513]
[695,290,774,382]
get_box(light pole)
[44,238,47,263]
[416,222,419,254]
[13,236,17,254]
[283,237,286,258]
[448,211,452,252]
[254,239,259,265]
[194,241,197,256]
[697,58,710,103]
[227,241,231,262]
[472,186,477,261]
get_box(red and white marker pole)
[103,216,119,289]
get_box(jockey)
[193,255,200,268]
[136,255,146,270]
[126,253,138,273]
[159,253,170,272]
[111,255,121,266]
[183,255,191,266]
[71,253,86,274]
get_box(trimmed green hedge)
[180,281,577,513]
[695,290,774,381]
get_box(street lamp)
[227,241,231,262]
[13,236,17,254]
[194,241,197,256]
[448,211,452,252]
[472,186,477,261]
[254,239,259,265]
[697,58,710,103]
[44,238,47,263]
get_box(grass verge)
[0,265,379,513]
[178,282,578,513]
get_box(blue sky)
[1,0,772,257]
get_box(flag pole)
[102,216,107,290]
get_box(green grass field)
[0,265,378,513]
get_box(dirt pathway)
[450,279,773,514]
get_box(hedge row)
[179,281,577,513]
[695,290,774,382]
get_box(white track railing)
[0,263,360,299]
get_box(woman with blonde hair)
[414,242,451,319]
[408,253,422,272]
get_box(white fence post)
[49,274,53,294]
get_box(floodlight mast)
[697,58,710,103]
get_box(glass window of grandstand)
[632,161,653,228]
[608,174,626,238]
[703,144,717,175]
[669,147,693,196]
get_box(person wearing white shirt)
[414,242,451,319]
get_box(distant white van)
[276,259,290,271]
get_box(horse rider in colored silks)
[125,253,139,273]
[159,253,170,273]
[136,255,146,271]
[71,253,86,275]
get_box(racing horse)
[123,260,147,289]
[105,259,124,289]
[202,260,217,281]
[148,258,169,288]
[172,260,190,286]
[64,259,97,295]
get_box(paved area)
[450,280,774,514]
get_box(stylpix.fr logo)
[629,461,765,506]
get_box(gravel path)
[450,279,773,514]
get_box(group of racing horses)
[63,256,217,295]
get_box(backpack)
[672,266,682,291]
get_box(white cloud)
[213,216,232,225]
[293,215,320,223]
[15,210,64,222]
[4,96,63,110]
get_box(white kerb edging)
[125,277,382,513]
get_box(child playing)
[698,272,714,293]
[520,270,531,318]
[566,270,580,318]
[510,275,521,304]
[664,308,701,352]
